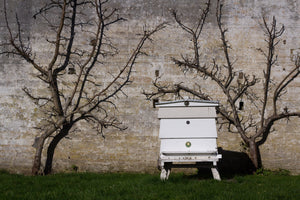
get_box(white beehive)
[156,99,222,180]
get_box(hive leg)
[160,166,171,181]
[166,168,171,180]
[211,167,221,181]
[160,168,167,181]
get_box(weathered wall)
[0,0,299,174]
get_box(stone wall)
[0,0,299,174]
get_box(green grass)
[0,171,299,200]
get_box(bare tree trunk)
[44,124,72,175]
[249,140,261,169]
[31,118,66,175]
[32,137,47,175]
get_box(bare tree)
[1,0,164,175]
[144,0,300,169]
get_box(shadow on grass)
[218,148,255,178]
[184,148,256,180]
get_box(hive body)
[156,100,222,180]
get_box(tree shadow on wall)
[196,148,256,179]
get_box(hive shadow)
[196,148,256,179]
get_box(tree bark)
[32,136,47,175]
[31,117,66,175]
[248,140,261,169]
[44,124,72,175]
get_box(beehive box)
[155,100,222,180]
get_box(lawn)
[0,170,299,200]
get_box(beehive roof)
[155,99,219,107]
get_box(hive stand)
[155,100,222,181]
[158,156,222,181]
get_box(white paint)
[159,118,218,138]
[156,99,219,107]
[160,138,217,154]
[157,100,222,180]
[158,107,217,118]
